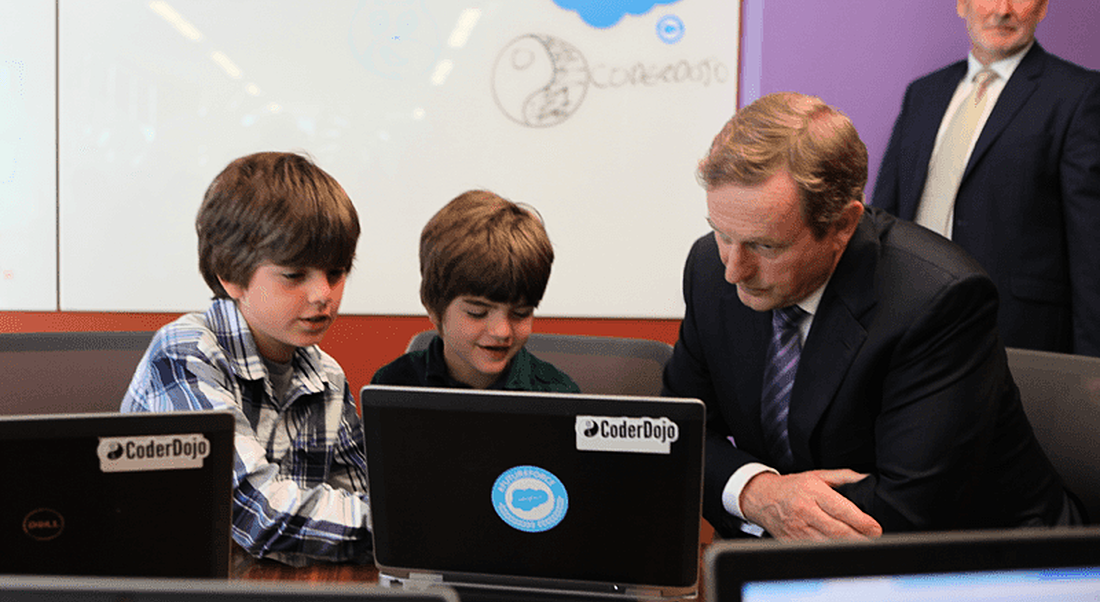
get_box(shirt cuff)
[722,462,779,534]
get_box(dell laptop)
[0,410,234,577]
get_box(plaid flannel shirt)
[121,298,372,566]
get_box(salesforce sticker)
[492,465,568,533]
[97,434,211,472]
[576,416,679,454]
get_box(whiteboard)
[58,0,739,317]
[0,4,56,311]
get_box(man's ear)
[218,276,244,300]
[833,200,865,247]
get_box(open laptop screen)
[706,527,1100,602]
[0,411,234,578]
[361,385,705,599]
[741,566,1100,602]
[0,575,460,602]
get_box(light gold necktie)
[916,70,997,238]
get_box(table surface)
[230,545,380,582]
[230,541,709,602]
[230,524,715,583]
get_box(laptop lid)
[360,385,705,600]
[0,575,459,602]
[705,527,1100,602]
[0,410,235,578]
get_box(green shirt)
[371,335,580,393]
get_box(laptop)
[0,575,459,602]
[360,385,706,601]
[0,410,235,578]
[705,527,1100,602]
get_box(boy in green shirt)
[372,190,578,392]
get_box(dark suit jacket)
[872,43,1100,356]
[663,207,1069,536]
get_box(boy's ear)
[426,308,441,333]
[219,276,245,300]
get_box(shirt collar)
[206,298,329,397]
[792,274,829,319]
[424,334,532,390]
[967,40,1032,83]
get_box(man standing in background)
[872,0,1100,356]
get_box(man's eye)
[465,310,488,318]
[751,243,782,257]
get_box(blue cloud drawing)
[552,0,682,29]
[512,488,549,511]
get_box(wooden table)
[230,545,380,582]
[230,523,714,583]
[230,540,710,601]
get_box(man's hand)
[740,469,882,540]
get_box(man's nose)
[723,245,754,284]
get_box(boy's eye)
[511,309,533,319]
[327,268,347,283]
[465,310,488,318]
[281,271,305,281]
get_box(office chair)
[0,331,154,415]
[405,331,673,396]
[1007,347,1100,522]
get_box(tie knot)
[972,69,997,102]
[773,306,807,331]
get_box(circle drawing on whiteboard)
[491,465,569,533]
[656,15,685,44]
[492,34,590,128]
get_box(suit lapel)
[725,285,771,453]
[963,44,1045,183]
[786,214,878,469]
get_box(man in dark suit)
[872,0,1100,356]
[663,92,1078,540]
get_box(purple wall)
[739,0,1100,196]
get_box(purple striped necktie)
[761,305,807,471]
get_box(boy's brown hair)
[419,190,554,319]
[196,152,360,298]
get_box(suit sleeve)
[662,237,764,535]
[1061,76,1100,356]
[870,84,914,215]
[834,272,1016,530]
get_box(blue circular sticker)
[492,465,568,533]
[656,15,685,44]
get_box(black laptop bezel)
[705,526,1100,602]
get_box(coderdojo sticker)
[97,434,211,472]
[575,415,679,454]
